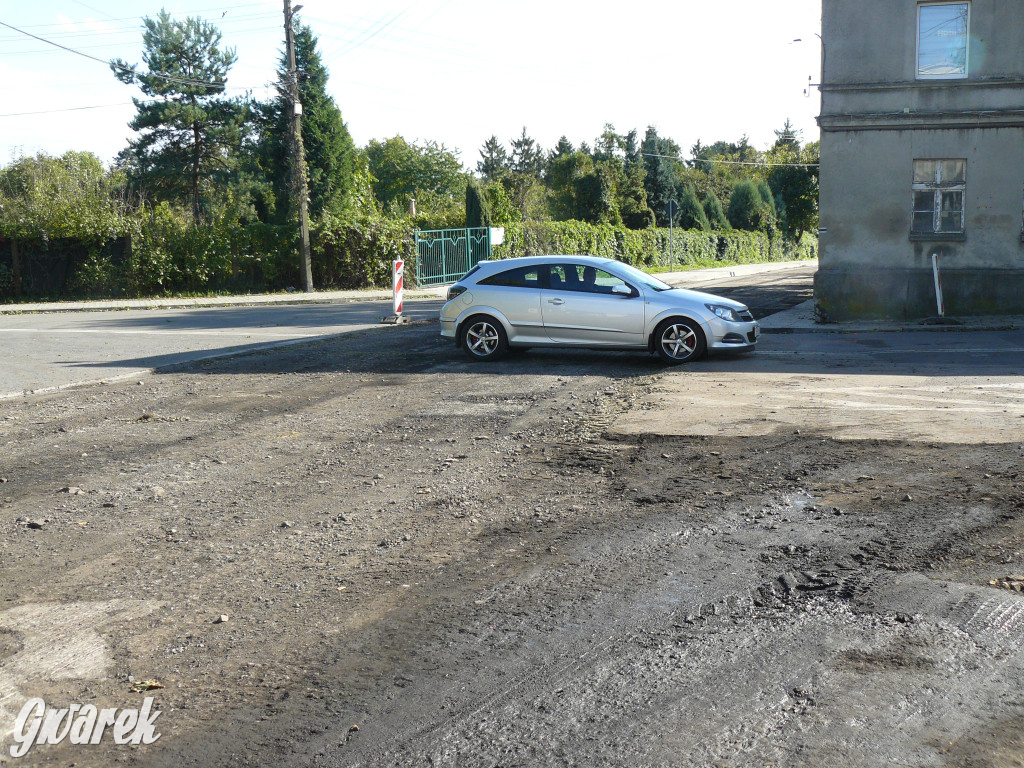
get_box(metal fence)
[414,227,492,286]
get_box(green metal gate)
[414,227,492,286]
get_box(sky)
[0,0,823,170]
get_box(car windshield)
[612,262,672,292]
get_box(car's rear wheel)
[654,318,706,364]
[461,315,508,361]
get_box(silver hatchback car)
[439,255,759,364]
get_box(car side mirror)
[612,284,634,297]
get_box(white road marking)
[758,348,1024,356]
[0,328,316,338]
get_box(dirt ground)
[2,311,1024,767]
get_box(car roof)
[472,255,617,272]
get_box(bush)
[313,213,413,289]
[494,220,815,269]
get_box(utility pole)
[666,200,679,269]
[284,0,313,292]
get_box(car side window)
[555,264,631,295]
[478,266,541,288]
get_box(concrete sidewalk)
[760,299,1024,333]
[0,285,449,314]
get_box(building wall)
[824,0,1024,86]
[816,0,1024,320]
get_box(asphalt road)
[0,261,818,399]
[0,300,443,398]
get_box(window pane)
[914,160,939,184]
[557,265,628,294]
[918,3,969,77]
[548,265,567,289]
[940,160,965,183]
[558,264,578,290]
[591,269,628,294]
[480,266,539,288]
[939,212,963,232]
[912,211,935,233]
[913,190,935,212]
[941,190,963,213]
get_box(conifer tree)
[259,21,356,221]
[112,10,242,217]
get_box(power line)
[0,19,231,90]
[3,3,274,32]
[319,6,415,62]
[0,25,282,56]
[0,10,279,42]
[0,102,146,118]
[67,0,122,22]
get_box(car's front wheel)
[460,315,508,361]
[654,318,706,364]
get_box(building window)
[918,2,970,78]
[912,160,965,235]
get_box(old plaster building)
[815,0,1024,320]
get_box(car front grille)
[747,330,758,343]
[738,310,754,322]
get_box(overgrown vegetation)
[0,12,818,301]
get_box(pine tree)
[727,180,761,231]
[509,128,544,176]
[550,136,574,160]
[112,10,242,217]
[641,126,685,226]
[773,118,801,149]
[465,178,491,228]
[477,136,509,181]
[676,187,709,231]
[702,191,731,230]
[259,21,356,221]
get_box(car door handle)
[547,298,564,305]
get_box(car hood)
[656,287,747,310]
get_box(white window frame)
[916,1,971,80]
[912,160,966,236]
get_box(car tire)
[654,318,706,364]
[460,315,508,361]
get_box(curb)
[0,291,447,315]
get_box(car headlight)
[705,303,739,322]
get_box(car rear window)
[478,266,541,288]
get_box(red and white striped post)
[392,259,404,316]
[382,259,409,324]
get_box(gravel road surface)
[2,264,1023,767]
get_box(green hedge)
[493,221,816,269]
[0,212,414,300]
[313,214,413,289]
[0,214,813,300]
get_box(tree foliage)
[0,152,132,242]
[764,140,819,239]
[258,21,357,222]
[477,135,509,182]
[676,187,709,231]
[112,10,243,218]
[365,136,468,228]
[702,191,731,230]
